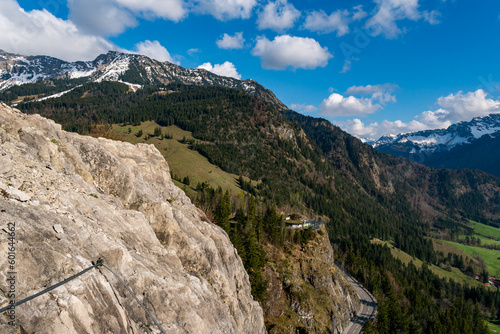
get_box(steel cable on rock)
[0,257,167,334]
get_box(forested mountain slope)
[0,49,286,110]
[284,111,500,225]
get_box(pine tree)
[214,190,231,232]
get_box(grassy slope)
[470,220,500,239]
[488,320,500,334]
[112,121,250,195]
[372,239,483,286]
[443,241,500,275]
[432,239,481,265]
[457,220,500,247]
[458,234,500,247]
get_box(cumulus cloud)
[303,5,366,36]
[194,0,257,20]
[290,103,318,113]
[320,93,381,117]
[352,5,368,21]
[303,10,351,36]
[337,118,428,140]
[251,35,333,70]
[257,0,301,32]
[197,61,242,79]
[346,84,398,104]
[338,89,500,140]
[115,0,186,20]
[216,32,245,49]
[319,84,397,117]
[340,60,352,73]
[68,0,186,36]
[68,0,137,36]
[0,0,115,61]
[365,0,440,38]
[418,89,500,124]
[69,0,257,36]
[135,40,178,63]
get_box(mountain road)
[341,272,377,334]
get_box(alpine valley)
[0,50,499,334]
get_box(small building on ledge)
[285,218,323,230]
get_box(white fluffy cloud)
[346,84,398,104]
[68,0,186,36]
[339,89,500,139]
[216,32,245,49]
[320,93,381,117]
[0,0,115,61]
[418,89,500,124]
[257,0,301,32]
[303,10,350,36]
[252,35,333,70]
[303,6,366,36]
[69,0,257,36]
[365,0,440,38]
[320,84,397,117]
[338,118,428,140]
[194,0,257,20]
[352,5,368,21]
[135,40,178,63]
[115,0,186,21]
[68,0,137,36]
[197,61,242,79]
[340,60,352,73]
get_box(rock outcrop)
[262,227,359,334]
[0,103,265,333]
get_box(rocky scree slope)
[0,103,265,333]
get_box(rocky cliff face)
[0,103,265,333]
[262,227,359,334]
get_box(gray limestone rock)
[0,103,265,334]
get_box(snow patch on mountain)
[373,114,500,153]
[0,49,288,110]
[93,55,130,82]
[37,86,81,101]
[68,68,96,79]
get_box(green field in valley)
[487,320,500,334]
[469,220,500,239]
[371,239,483,287]
[459,234,500,247]
[443,240,500,276]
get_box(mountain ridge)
[373,113,500,177]
[0,49,287,111]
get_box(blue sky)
[3,0,500,139]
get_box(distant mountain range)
[373,114,500,177]
[0,49,286,110]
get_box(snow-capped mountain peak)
[373,113,500,154]
[0,49,287,110]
